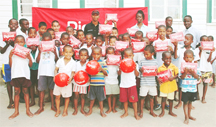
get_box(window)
[85,0,119,8]
[18,0,52,20]
[150,0,182,21]
[213,0,216,22]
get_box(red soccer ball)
[86,60,100,75]
[74,70,89,85]
[120,58,136,73]
[54,73,69,87]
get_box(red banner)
[32,7,148,34]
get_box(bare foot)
[201,99,206,104]
[85,110,92,116]
[159,112,165,117]
[150,112,158,117]
[192,106,195,110]
[174,102,182,109]
[139,112,143,118]
[210,84,215,88]
[105,109,112,114]
[26,110,34,118]
[184,118,189,124]
[9,112,19,120]
[100,112,107,117]
[120,112,128,118]
[112,108,117,113]
[72,110,78,115]
[7,103,14,109]
[51,106,57,112]
[34,108,44,115]
[169,112,177,117]
[62,111,68,117]
[55,111,61,117]
[189,116,196,121]
[29,102,35,107]
[80,109,87,115]
[134,115,141,120]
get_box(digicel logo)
[144,69,156,73]
[67,21,86,30]
[158,72,169,78]
[4,34,15,38]
[109,57,120,62]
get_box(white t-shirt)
[56,57,76,77]
[72,61,89,86]
[11,54,32,80]
[37,47,59,78]
[176,46,200,68]
[80,44,93,56]
[153,38,174,67]
[0,40,13,64]
[199,51,212,72]
[105,65,119,85]
[120,63,139,88]
[16,28,28,41]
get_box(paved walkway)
[0,80,215,127]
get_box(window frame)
[149,0,183,22]
[85,0,119,8]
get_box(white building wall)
[124,0,144,7]
[58,0,80,8]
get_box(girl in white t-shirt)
[9,35,33,119]
[199,35,215,103]
[105,47,120,114]
[72,48,89,115]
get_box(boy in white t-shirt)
[53,45,76,117]
[8,35,33,119]
[34,32,59,115]
[0,18,18,109]
[118,48,140,120]
[198,35,215,103]
[72,48,89,115]
[16,18,29,41]
[105,47,120,114]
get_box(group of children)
[0,13,215,125]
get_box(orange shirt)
[158,63,178,93]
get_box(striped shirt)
[139,58,158,86]
[90,60,108,86]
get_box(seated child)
[53,45,76,117]
[105,47,120,114]
[9,35,33,119]
[72,49,89,115]
[180,50,200,124]
[34,32,59,115]
[51,20,60,32]
[0,18,18,109]
[118,48,140,120]
[158,51,178,117]
[38,22,47,40]
[86,47,108,117]
[139,45,158,118]
[47,28,55,40]
[66,26,74,36]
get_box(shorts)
[30,69,38,85]
[119,85,138,102]
[38,76,55,91]
[2,64,11,82]
[181,92,197,103]
[88,86,106,101]
[10,77,31,88]
[160,91,174,100]
[139,85,157,97]
[53,83,72,98]
[201,72,213,84]
[105,84,120,95]
[73,84,88,94]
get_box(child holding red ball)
[53,45,76,117]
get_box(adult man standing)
[84,10,100,37]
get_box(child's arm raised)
[9,50,13,67]
[26,53,33,67]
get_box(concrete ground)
[0,79,215,127]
